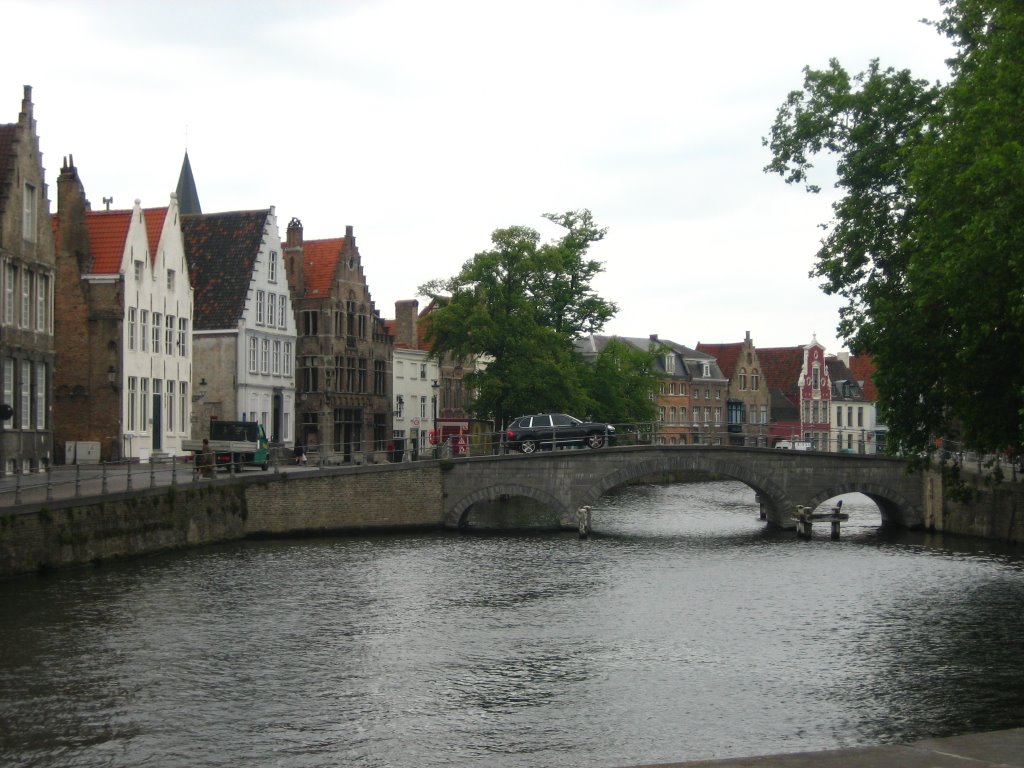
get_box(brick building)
[697,331,771,447]
[0,86,56,473]
[283,218,392,462]
[53,158,194,462]
[758,336,833,448]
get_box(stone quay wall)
[0,463,445,578]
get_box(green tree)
[763,0,1024,458]
[581,337,662,425]
[420,210,616,428]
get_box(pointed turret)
[175,150,201,215]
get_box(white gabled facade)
[392,346,440,460]
[236,208,296,446]
[121,194,194,461]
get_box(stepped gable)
[0,123,16,212]
[182,209,269,330]
[300,237,346,297]
[696,341,742,377]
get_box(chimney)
[395,300,419,348]
[649,334,659,342]
[56,155,92,273]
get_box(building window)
[261,338,270,374]
[21,269,31,327]
[665,354,675,374]
[128,308,137,351]
[36,274,49,332]
[267,292,276,327]
[837,407,843,427]
[812,364,820,390]
[420,363,427,380]
[153,312,162,354]
[858,406,864,427]
[248,335,258,372]
[283,342,293,376]
[20,360,30,427]
[34,363,46,429]
[374,360,386,395]
[165,315,175,355]
[134,260,144,282]
[180,382,188,433]
[302,310,318,336]
[751,369,760,390]
[714,407,722,425]
[1,358,11,428]
[704,406,711,424]
[178,318,188,356]
[128,377,137,431]
[256,290,265,325]
[167,269,175,291]
[167,379,175,434]
[141,378,149,431]
[269,250,278,283]
[23,183,36,241]
[739,368,747,390]
[141,310,149,352]
[278,295,287,329]
[702,362,710,377]
[273,340,281,375]
[358,358,367,392]
[4,263,14,324]
[420,396,427,419]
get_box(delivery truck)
[182,419,271,471]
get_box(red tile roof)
[302,238,346,296]
[696,342,742,378]
[84,210,133,274]
[848,354,879,400]
[143,207,168,264]
[756,346,804,397]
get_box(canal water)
[2,481,1024,768]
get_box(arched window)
[739,367,747,390]
[751,368,760,390]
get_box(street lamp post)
[431,379,440,457]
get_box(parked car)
[505,413,616,453]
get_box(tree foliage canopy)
[763,0,1024,457]
[420,210,627,428]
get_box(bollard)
[14,468,21,505]
[150,459,156,488]
[75,462,81,497]
[831,518,842,540]
[46,465,53,501]
[171,455,178,487]
[126,460,132,491]
[101,462,108,494]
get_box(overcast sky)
[3,0,954,353]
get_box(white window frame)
[165,315,175,356]
[153,312,162,354]
[269,250,278,283]
[248,335,258,373]
[4,262,14,325]
[283,341,292,376]
[34,362,45,429]
[256,290,265,325]
[141,310,149,352]
[128,307,137,351]
[128,376,137,431]
[23,183,36,241]
[260,338,270,374]
[278,295,287,329]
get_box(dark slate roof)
[182,209,269,330]
[175,151,201,215]
[827,358,866,401]
[0,124,18,218]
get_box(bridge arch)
[806,482,922,528]
[577,453,797,527]
[446,483,571,529]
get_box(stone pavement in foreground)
[627,728,1024,768]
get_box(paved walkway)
[627,728,1024,767]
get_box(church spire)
[175,150,201,215]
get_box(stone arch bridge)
[442,445,923,530]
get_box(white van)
[775,440,811,451]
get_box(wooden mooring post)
[578,506,593,539]
[793,500,849,540]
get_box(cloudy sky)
[3,0,954,353]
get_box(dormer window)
[702,362,710,377]
[665,354,675,374]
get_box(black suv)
[505,413,616,453]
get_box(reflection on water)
[1,482,1023,768]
